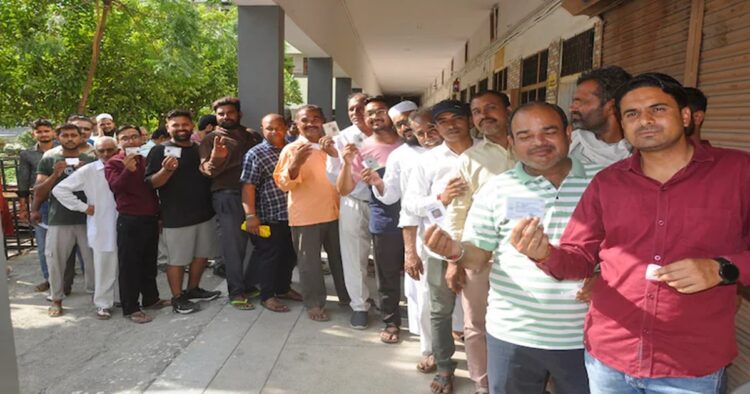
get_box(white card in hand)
[505,197,546,219]
[645,264,661,281]
[425,200,448,228]
[361,156,381,171]
[309,143,321,150]
[323,121,340,137]
[344,133,365,148]
[164,146,182,158]
[125,147,141,156]
[64,158,80,166]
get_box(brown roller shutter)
[697,0,750,151]
[601,0,691,82]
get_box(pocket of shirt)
[683,208,741,255]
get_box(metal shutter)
[697,0,750,151]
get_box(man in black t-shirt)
[146,110,221,314]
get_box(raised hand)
[509,217,550,261]
[211,136,229,159]
[438,176,468,206]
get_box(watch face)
[721,262,740,283]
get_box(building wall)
[421,2,595,106]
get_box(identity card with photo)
[164,146,182,158]
[505,197,546,220]
[125,147,141,156]
[64,158,80,166]
[323,121,340,137]
[425,200,448,230]
[361,156,382,171]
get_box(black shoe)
[213,265,226,278]
[172,295,199,314]
[184,287,221,303]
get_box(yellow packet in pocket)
[259,225,271,238]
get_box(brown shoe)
[35,281,50,292]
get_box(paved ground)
[7,250,476,394]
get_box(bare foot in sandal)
[307,306,329,321]
[380,324,400,344]
[430,372,454,394]
[417,354,436,373]
[128,311,153,324]
[261,297,289,312]
[277,289,303,302]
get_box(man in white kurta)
[53,137,120,319]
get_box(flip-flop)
[380,324,400,344]
[128,311,153,324]
[48,304,63,318]
[417,354,437,373]
[230,298,255,310]
[143,299,171,310]
[96,308,112,320]
[307,308,329,322]
[261,298,290,313]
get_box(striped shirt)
[461,158,602,350]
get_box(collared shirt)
[462,159,601,349]
[448,137,514,240]
[273,136,339,226]
[540,142,750,378]
[18,143,46,198]
[568,129,632,166]
[402,139,479,261]
[326,125,371,201]
[240,140,288,223]
[372,144,426,227]
[52,160,117,252]
[199,125,263,192]
[104,151,159,217]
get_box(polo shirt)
[462,158,602,350]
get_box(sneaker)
[184,287,221,303]
[350,311,368,330]
[172,295,199,314]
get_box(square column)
[335,77,352,128]
[238,6,284,130]
[307,57,333,120]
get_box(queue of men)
[15,65,748,394]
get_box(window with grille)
[561,29,594,77]
[478,78,488,93]
[493,68,508,91]
[521,49,549,104]
[460,89,467,103]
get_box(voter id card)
[125,147,141,156]
[361,156,382,171]
[344,133,365,148]
[164,146,182,158]
[323,121,340,137]
[645,264,661,281]
[505,197,546,220]
[64,158,80,166]
[425,200,448,230]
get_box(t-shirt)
[352,136,402,234]
[36,153,96,225]
[145,142,214,228]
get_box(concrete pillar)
[307,57,333,120]
[0,222,19,394]
[237,6,284,131]
[335,77,352,128]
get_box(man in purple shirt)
[105,125,169,324]
[511,73,750,393]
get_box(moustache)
[528,145,555,155]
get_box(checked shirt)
[240,140,288,223]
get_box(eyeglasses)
[118,135,140,142]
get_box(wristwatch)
[714,257,740,285]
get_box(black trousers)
[117,214,160,315]
[372,231,404,326]
[249,221,296,301]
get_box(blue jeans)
[34,202,50,280]
[585,352,725,394]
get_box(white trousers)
[338,196,372,312]
[93,249,119,309]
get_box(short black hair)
[364,96,389,107]
[54,123,81,136]
[166,109,193,122]
[30,118,53,130]
[198,114,217,131]
[508,102,568,138]
[471,90,511,108]
[212,96,241,112]
[295,104,326,121]
[684,87,707,112]
[151,127,169,140]
[614,72,688,117]
[115,124,140,137]
[577,66,632,105]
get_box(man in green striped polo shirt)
[425,101,601,394]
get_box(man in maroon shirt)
[511,73,749,393]
[105,125,169,323]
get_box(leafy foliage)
[0,0,302,129]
